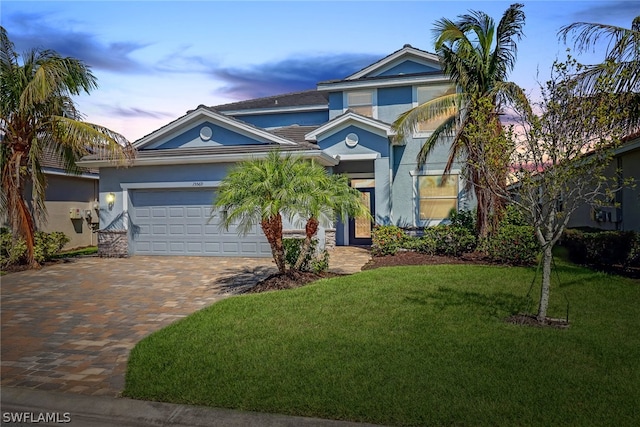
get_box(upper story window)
[346,90,375,118]
[415,84,456,133]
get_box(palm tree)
[213,150,304,274]
[292,166,369,271]
[392,3,527,238]
[0,26,135,268]
[559,16,640,132]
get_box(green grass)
[124,262,640,426]
[52,246,98,258]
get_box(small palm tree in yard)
[213,150,368,274]
[291,163,369,271]
[0,26,135,268]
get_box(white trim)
[305,111,393,142]
[121,181,222,190]
[317,74,450,92]
[78,150,339,168]
[122,189,129,231]
[333,153,380,161]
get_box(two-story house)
[79,45,476,257]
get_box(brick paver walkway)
[1,247,370,397]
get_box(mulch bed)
[506,313,570,329]
[362,250,494,270]
[245,270,344,294]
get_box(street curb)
[1,387,382,427]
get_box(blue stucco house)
[79,45,475,257]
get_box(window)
[346,91,373,117]
[415,84,456,133]
[418,174,458,220]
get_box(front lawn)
[124,262,640,426]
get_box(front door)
[349,187,375,245]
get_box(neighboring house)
[20,150,100,250]
[567,134,640,232]
[78,45,476,257]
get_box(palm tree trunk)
[294,217,319,271]
[261,214,286,274]
[5,151,39,268]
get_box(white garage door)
[130,189,271,257]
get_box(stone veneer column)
[97,230,128,258]
[324,228,336,250]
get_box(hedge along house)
[78,45,476,257]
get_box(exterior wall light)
[105,192,116,210]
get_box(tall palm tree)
[559,16,640,132]
[292,166,369,271]
[392,3,527,238]
[0,26,135,268]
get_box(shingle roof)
[213,90,328,112]
[42,148,98,175]
[268,125,320,146]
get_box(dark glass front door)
[349,187,375,245]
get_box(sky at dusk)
[1,1,637,142]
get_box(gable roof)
[133,106,298,150]
[305,110,394,142]
[345,44,441,80]
[316,45,448,91]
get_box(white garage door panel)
[130,189,270,257]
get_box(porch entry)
[349,178,375,245]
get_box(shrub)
[310,250,330,273]
[501,204,530,227]
[419,225,477,257]
[33,231,70,264]
[0,229,27,269]
[628,234,640,268]
[0,228,70,268]
[448,209,477,234]
[283,237,329,272]
[484,224,538,266]
[371,225,408,256]
[562,229,638,268]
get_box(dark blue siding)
[379,86,412,106]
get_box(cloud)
[212,53,382,100]
[4,11,149,73]
[571,1,639,23]
[98,105,173,120]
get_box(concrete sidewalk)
[1,387,382,427]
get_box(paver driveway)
[1,256,278,397]
[1,248,370,398]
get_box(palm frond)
[392,92,461,143]
[50,116,135,166]
[417,114,459,166]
